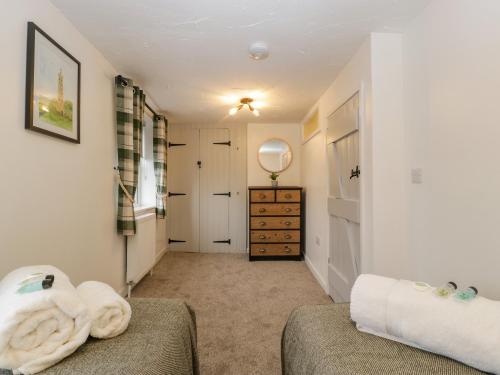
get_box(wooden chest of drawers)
[248,186,304,261]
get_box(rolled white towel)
[76,281,131,339]
[0,266,91,375]
[350,274,398,336]
[350,274,500,374]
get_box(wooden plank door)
[167,125,200,252]
[199,128,231,252]
[327,93,361,302]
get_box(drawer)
[250,190,275,202]
[251,244,300,256]
[250,230,301,243]
[250,217,300,230]
[250,203,300,216]
[276,189,301,202]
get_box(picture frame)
[25,22,81,143]
[301,105,320,144]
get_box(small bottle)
[455,286,478,302]
[434,281,457,297]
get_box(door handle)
[284,246,291,253]
[284,207,292,213]
[259,221,266,226]
[284,234,292,239]
[259,235,266,240]
[284,221,291,226]
[259,248,266,253]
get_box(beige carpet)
[133,252,332,375]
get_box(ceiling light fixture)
[228,97,260,117]
[249,41,269,60]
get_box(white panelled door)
[167,126,200,252]
[327,93,361,302]
[199,129,231,252]
[167,126,231,253]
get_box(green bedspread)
[281,303,486,375]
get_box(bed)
[1,298,199,375]
[281,303,486,375]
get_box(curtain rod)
[116,75,162,120]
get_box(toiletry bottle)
[455,286,478,302]
[16,275,55,294]
[434,281,457,297]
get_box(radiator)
[126,212,156,297]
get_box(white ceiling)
[50,0,430,124]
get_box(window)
[135,108,156,209]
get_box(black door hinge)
[168,238,186,244]
[197,160,202,168]
[213,239,231,244]
[168,142,186,148]
[213,192,231,197]
[213,141,231,146]
[168,192,186,197]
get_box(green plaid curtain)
[153,115,167,218]
[115,76,145,235]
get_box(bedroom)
[0,0,499,374]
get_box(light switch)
[411,168,423,184]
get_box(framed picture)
[25,22,80,143]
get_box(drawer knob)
[285,234,292,239]
[259,193,266,199]
[285,193,292,199]
[285,207,292,213]
[259,208,266,213]
[259,221,266,226]
[259,248,266,253]
[284,246,291,253]
[284,221,291,226]
[259,235,266,240]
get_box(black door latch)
[350,165,360,179]
[197,161,202,168]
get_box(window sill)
[134,206,156,216]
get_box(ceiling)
[50,0,430,124]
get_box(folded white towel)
[0,266,91,375]
[350,274,500,374]
[76,281,131,339]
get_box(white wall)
[0,0,127,293]
[247,123,301,186]
[403,0,500,298]
[301,38,373,292]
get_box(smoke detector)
[249,42,269,60]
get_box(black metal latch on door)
[213,192,231,197]
[213,239,231,244]
[213,141,231,146]
[168,238,186,244]
[168,192,186,197]
[168,142,186,148]
[350,165,360,179]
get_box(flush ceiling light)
[228,97,260,117]
[249,41,269,60]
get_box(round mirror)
[258,139,293,173]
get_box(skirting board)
[304,254,329,295]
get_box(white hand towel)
[350,274,500,374]
[76,281,131,339]
[0,266,91,375]
[386,279,500,374]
